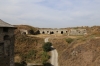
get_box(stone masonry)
[68,29,87,36]
[39,28,68,34]
[39,28,87,35]
[0,19,15,66]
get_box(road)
[45,38,58,66]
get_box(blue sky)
[0,0,100,28]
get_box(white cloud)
[0,0,100,28]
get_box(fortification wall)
[39,28,87,36]
[39,28,68,34]
[68,29,87,36]
[0,28,15,66]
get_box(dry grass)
[49,34,100,66]
[14,25,44,64]
[14,25,100,66]
[14,34,44,63]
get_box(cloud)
[0,0,100,28]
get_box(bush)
[15,62,27,66]
[27,50,37,59]
[42,42,52,52]
[41,51,50,64]
[66,38,74,44]
[43,62,52,66]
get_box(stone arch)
[4,35,10,40]
[22,32,26,35]
[42,31,45,34]
[61,31,63,34]
[47,31,49,34]
[3,35,10,56]
[66,31,67,33]
[50,31,54,34]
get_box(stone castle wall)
[0,27,15,66]
[39,28,68,34]
[39,28,87,35]
[68,29,87,36]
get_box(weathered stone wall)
[20,29,28,35]
[68,29,87,36]
[39,28,68,34]
[39,28,87,36]
[0,27,15,66]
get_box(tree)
[42,42,52,52]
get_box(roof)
[0,19,14,27]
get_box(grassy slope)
[50,26,100,66]
[14,25,100,65]
[50,37,100,66]
[14,25,44,63]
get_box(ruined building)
[0,19,15,66]
[68,29,87,36]
[39,28,87,35]
[39,28,68,34]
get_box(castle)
[0,19,15,66]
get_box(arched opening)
[22,32,26,35]
[4,35,10,40]
[61,31,63,34]
[50,31,54,34]
[66,31,67,33]
[42,31,45,34]
[56,31,58,33]
[3,35,10,56]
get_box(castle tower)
[0,19,15,66]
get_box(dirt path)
[45,38,58,66]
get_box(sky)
[0,0,100,28]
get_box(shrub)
[43,62,52,66]
[27,50,37,59]
[41,51,50,64]
[66,38,74,44]
[15,62,26,66]
[42,42,52,52]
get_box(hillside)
[14,25,100,66]
[49,26,100,66]
[50,36,100,66]
[14,25,44,64]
